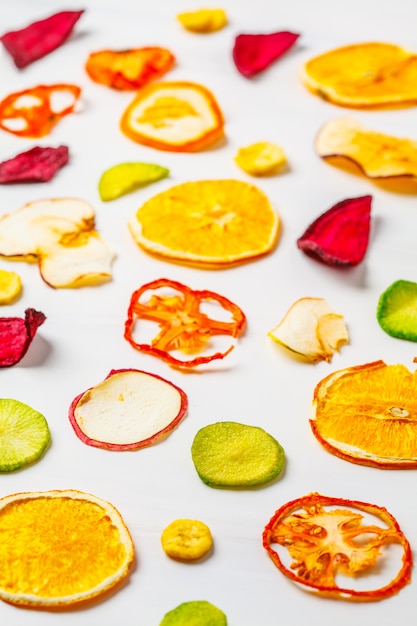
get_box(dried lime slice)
[98,162,169,201]
[159,600,227,626]
[191,421,285,488]
[377,280,417,341]
[0,399,50,471]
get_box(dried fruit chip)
[0,84,81,138]
[316,118,417,184]
[0,308,45,367]
[124,278,245,369]
[85,47,175,90]
[301,42,417,108]
[263,492,412,600]
[234,141,286,176]
[0,198,114,288]
[159,600,227,626]
[233,31,299,78]
[128,179,280,267]
[297,195,372,266]
[0,10,84,69]
[0,146,69,184]
[120,80,224,152]
[0,489,134,607]
[69,368,188,450]
[98,162,169,201]
[0,268,22,304]
[191,421,285,488]
[161,519,213,561]
[377,280,417,341]
[0,399,50,472]
[268,297,349,362]
[310,360,417,468]
[177,8,227,33]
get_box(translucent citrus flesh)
[377,280,417,341]
[0,269,22,304]
[161,519,212,560]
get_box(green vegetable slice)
[0,399,50,471]
[159,600,227,626]
[98,162,169,201]
[191,421,285,488]
[377,280,417,341]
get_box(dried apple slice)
[69,369,188,450]
[0,198,114,288]
[377,280,417,342]
[0,308,45,367]
[268,297,349,362]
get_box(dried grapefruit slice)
[161,519,213,561]
[160,600,227,625]
[377,280,417,342]
[128,179,280,267]
[301,42,417,108]
[0,489,134,607]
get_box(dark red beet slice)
[232,31,299,78]
[0,146,69,183]
[297,195,372,266]
[0,309,46,367]
[1,10,84,69]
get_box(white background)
[1,0,417,624]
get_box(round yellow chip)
[234,142,287,176]
[0,268,22,304]
[177,8,227,33]
[161,518,213,561]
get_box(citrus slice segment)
[377,280,417,341]
[0,399,50,472]
[161,519,213,561]
[301,42,417,108]
[234,141,287,176]
[263,492,412,601]
[69,368,188,450]
[98,162,169,201]
[159,600,227,626]
[310,360,417,468]
[191,421,285,488]
[120,81,224,152]
[177,9,227,33]
[0,268,22,304]
[128,179,280,267]
[0,489,134,607]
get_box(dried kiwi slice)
[159,600,227,626]
[0,399,50,471]
[377,280,417,341]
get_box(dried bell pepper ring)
[0,84,81,139]
[233,31,299,78]
[0,146,69,183]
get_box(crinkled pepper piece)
[0,308,46,367]
[0,146,69,183]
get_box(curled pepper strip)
[124,278,246,368]
[0,84,81,138]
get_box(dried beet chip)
[1,10,84,69]
[0,146,69,183]
[0,308,46,367]
[232,31,299,78]
[297,195,372,266]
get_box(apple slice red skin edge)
[68,368,188,451]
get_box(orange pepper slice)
[0,84,81,138]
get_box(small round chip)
[161,519,213,561]
[0,268,22,304]
[234,141,287,176]
[159,600,227,626]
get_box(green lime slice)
[377,280,417,341]
[191,421,285,488]
[159,600,227,626]
[98,162,169,201]
[0,399,50,472]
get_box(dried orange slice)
[0,489,134,607]
[128,179,280,267]
[120,81,224,152]
[310,360,417,468]
[301,42,417,108]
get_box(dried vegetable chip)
[0,308,45,367]
[233,31,299,78]
[377,280,417,341]
[0,84,81,138]
[85,47,175,90]
[0,10,84,69]
[0,198,114,288]
[159,600,227,626]
[0,146,69,183]
[120,81,224,152]
[124,278,246,369]
[268,297,349,362]
[0,399,50,472]
[191,421,285,488]
[297,195,372,266]
[128,179,280,267]
[177,8,227,33]
[161,519,213,561]
[234,141,287,176]
[316,118,417,185]
[69,368,188,450]
[310,360,417,468]
[0,489,134,607]
[301,42,417,108]
[98,162,169,201]
[263,492,412,600]
[0,268,22,304]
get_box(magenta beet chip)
[0,308,46,367]
[232,31,299,78]
[0,146,69,183]
[1,10,84,69]
[297,195,372,266]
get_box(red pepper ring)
[0,84,81,138]
[124,278,246,368]
[263,492,412,601]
